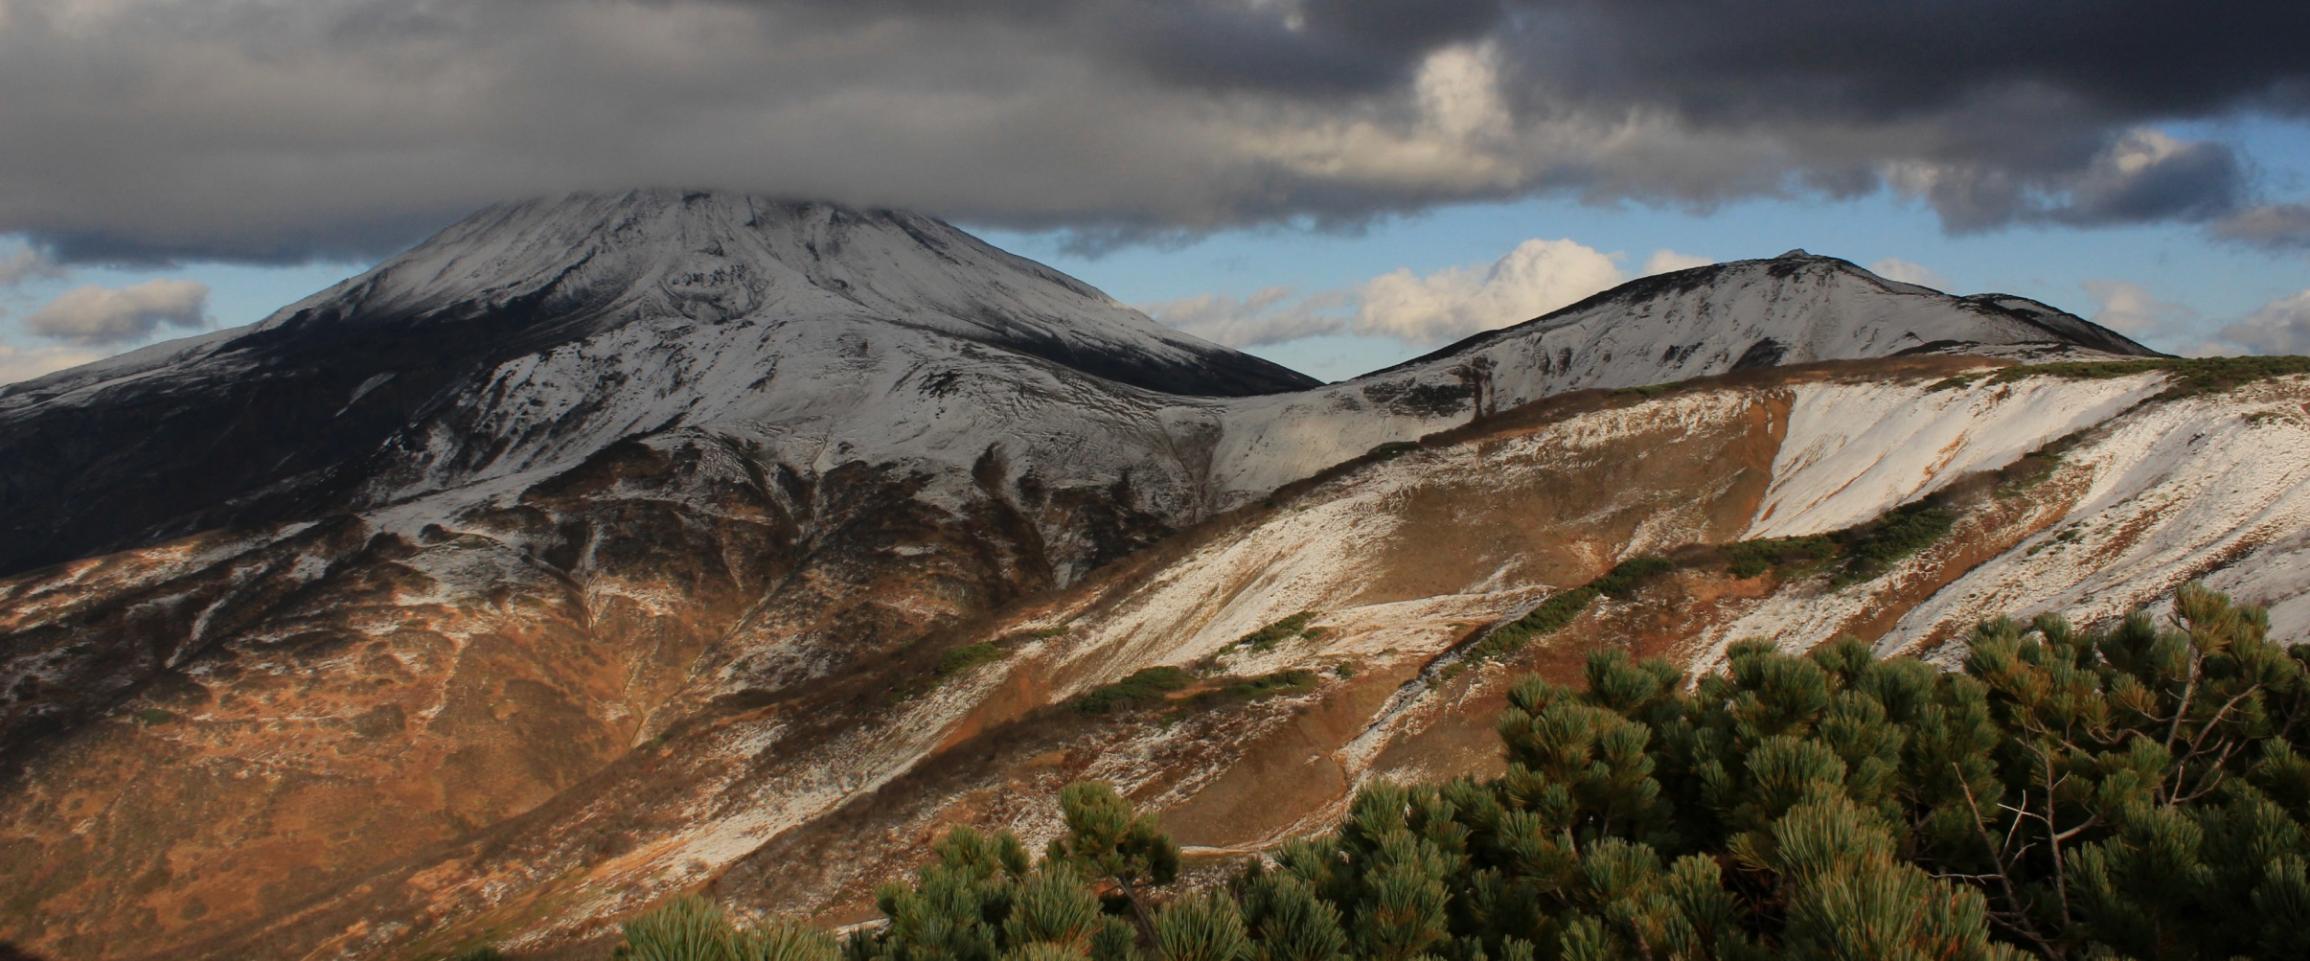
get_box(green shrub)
[1189,671,1318,709]
[1723,534,1837,578]
[1463,556,1676,665]
[1832,499,1956,585]
[1994,448,2068,497]
[611,896,842,961]
[1231,613,1319,654]
[935,641,1007,679]
[1154,893,1249,961]
[1074,667,1196,715]
[735,920,840,961]
[1589,556,1674,598]
[1719,500,1955,587]
[613,896,735,961]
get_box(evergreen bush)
[1075,668,1197,715]
[1232,614,1321,654]
[611,583,2310,961]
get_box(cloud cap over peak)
[22,279,210,346]
[1,0,2307,263]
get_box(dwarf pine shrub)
[607,583,2309,961]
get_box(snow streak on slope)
[371,317,1205,535]
[1881,380,2310,651]
[1686,373,2310,674]
[0,196,2162,580]
[1036,370,2310,814]
[684,367,2310,961]
[1746,374,2166,538]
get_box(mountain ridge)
[1375,248,2156,381]
[0,191,2241,961]
[0,192,2155,581]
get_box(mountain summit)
[1193,250,2157,498]
[0,191,1316,576]
[252,190,1319,397]
[1383,249,2156,394]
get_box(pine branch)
[1957,764,2065,959]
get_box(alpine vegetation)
[599,584,2310,961]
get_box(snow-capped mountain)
[1402,248,2155,390]
[1197,250,2155,498]
[0,195,2151,582]
[0,191,2221,961]
[0,190,1316,578]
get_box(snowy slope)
[1744,376,2165,538]
[1404,250,2154,395]
[676,364,2310,957]
[1200,253,2153,502]
[0,191,1314,577]
[246,191,1317,397]
[1877,380,2310,650]
[0,195,2158,577]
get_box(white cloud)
[2082,279,2197,340]
[22,278,209,346]
[0,244,64,287]
[1640,249,1713,276]
[1868,257,1949,290]
[2214,203,2310,250]
[2218,290,2310,355]
[1142,286,1346,349]
[1147,237,1625,349]
[0,343,106,385]
[1359,238,1622,342]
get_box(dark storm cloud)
[1511,1,2310,126]
[734,0,1510,96]
[0,0,2303,264]
[2051,137,2244,225]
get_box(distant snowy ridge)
[0,192,2152,580]
[1201,251,2154,500]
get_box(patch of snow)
[1746,374,2164,538]
[1879,381,2310,650]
